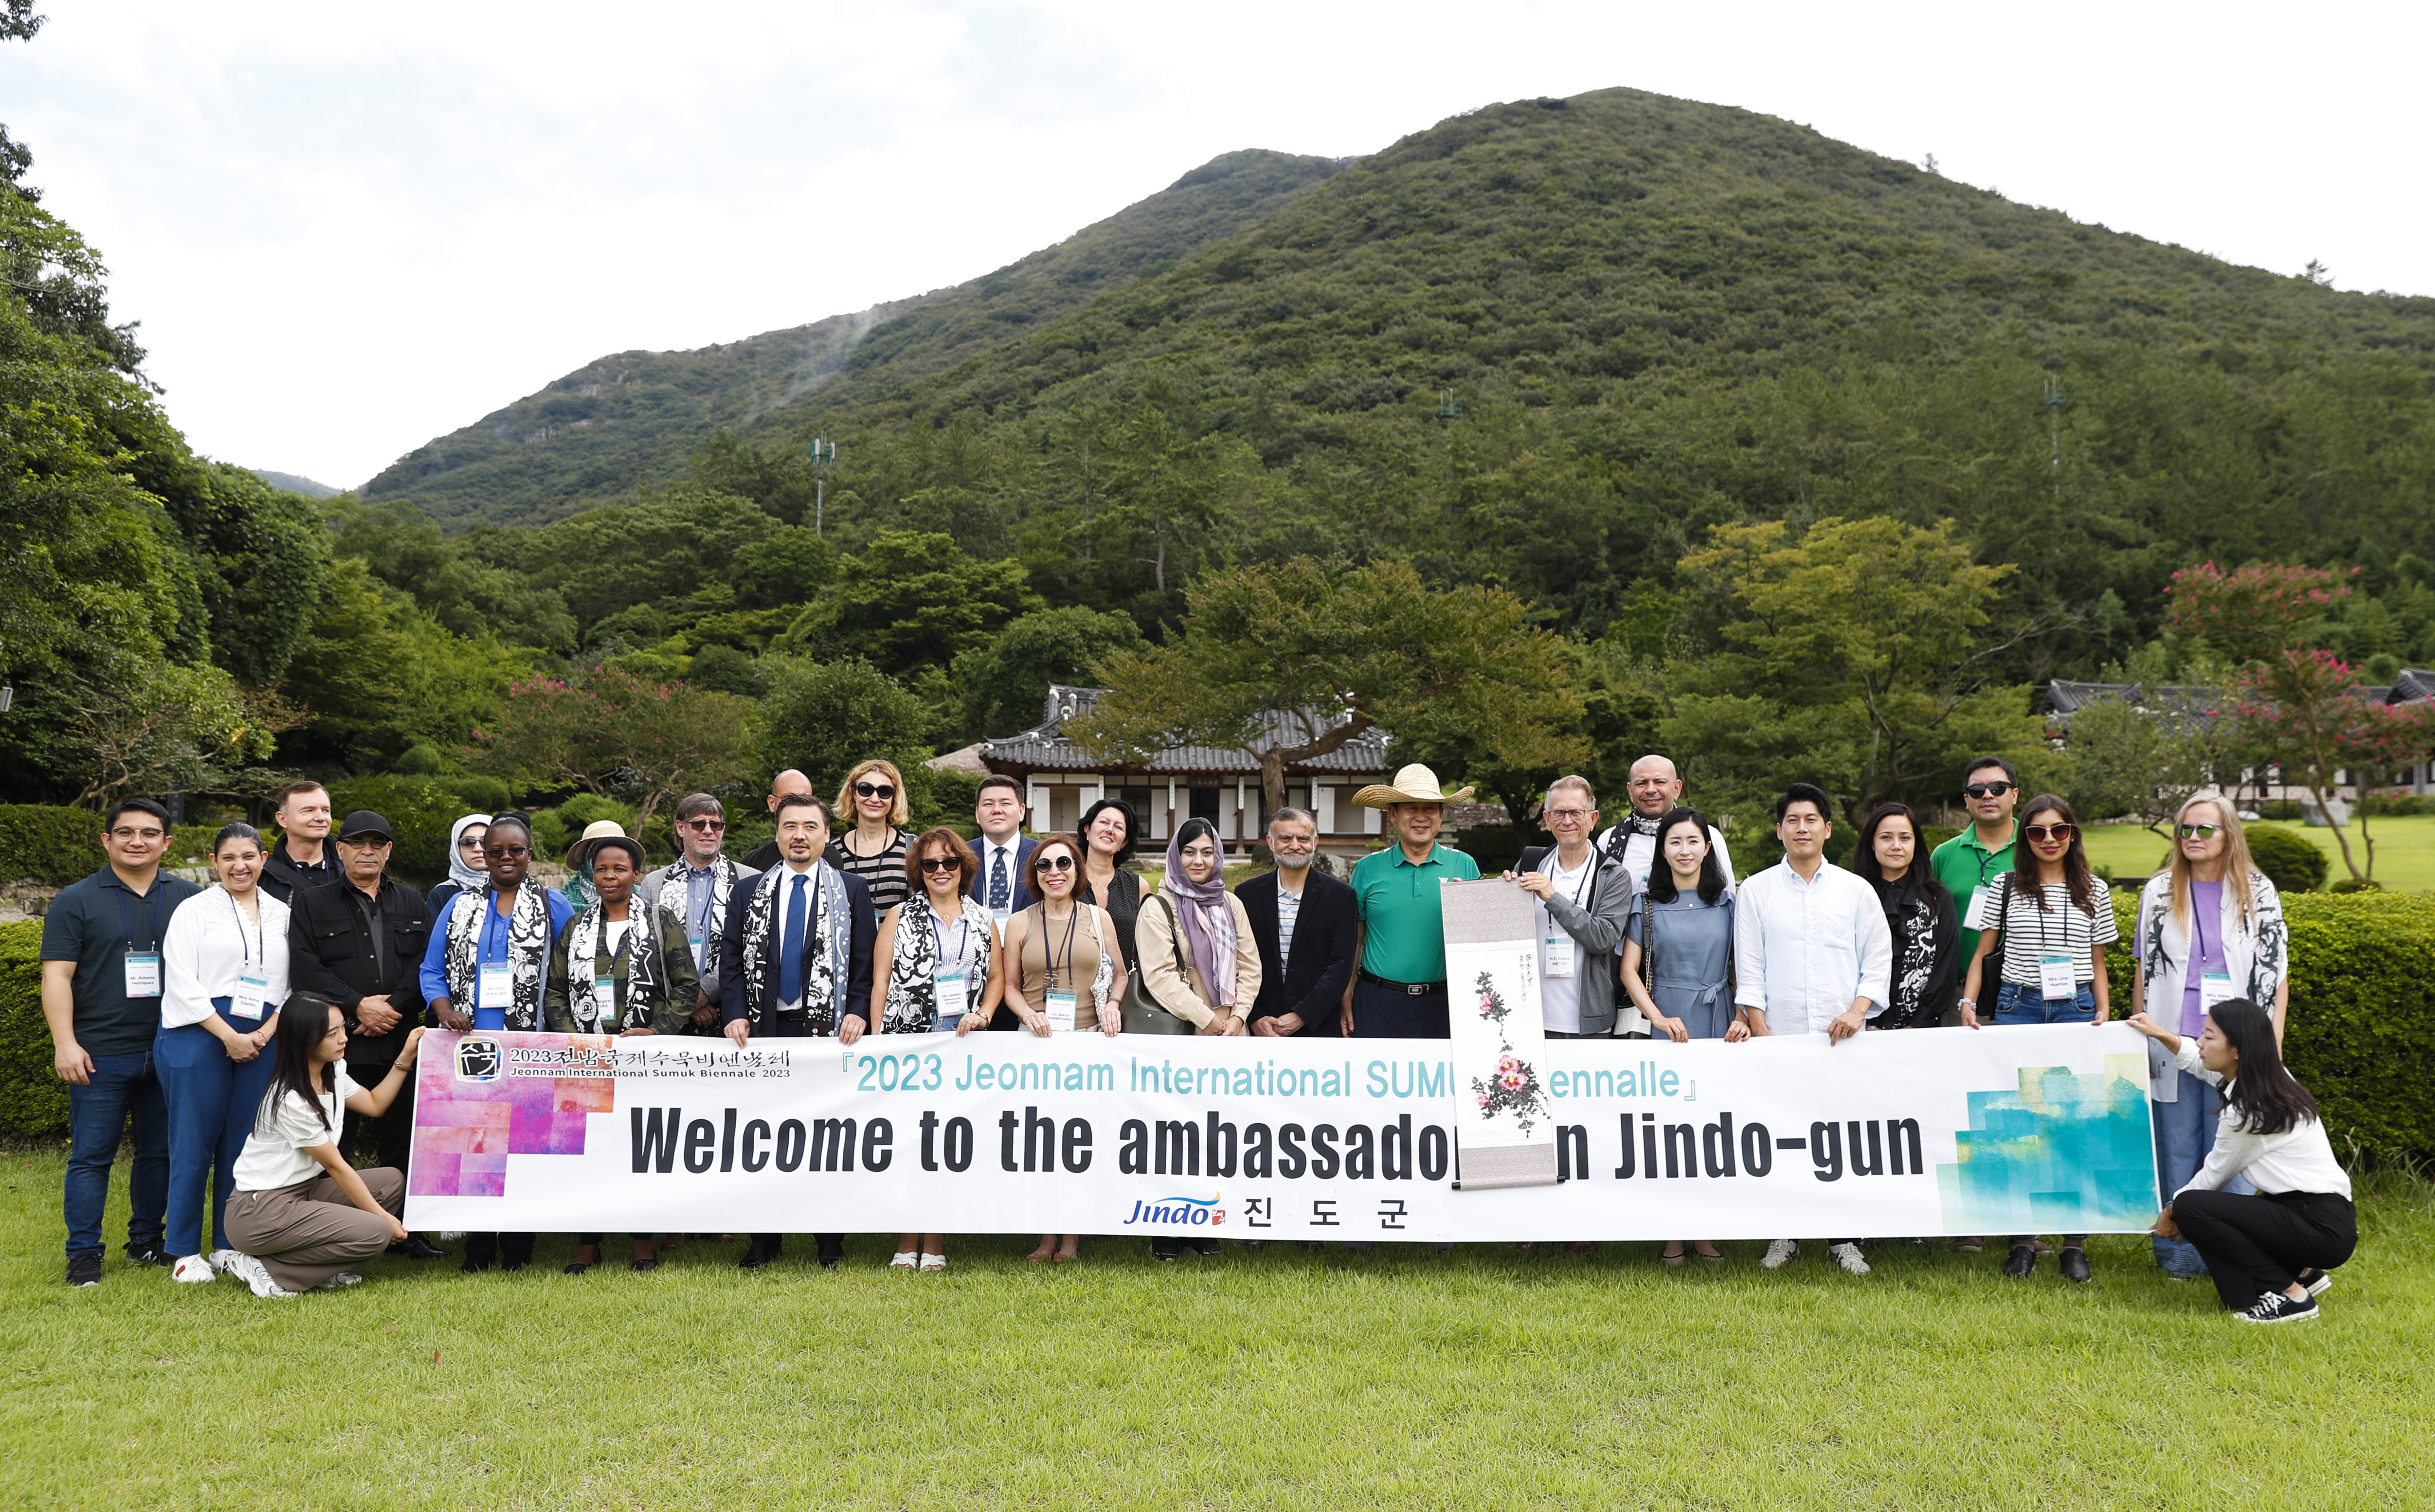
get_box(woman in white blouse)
[2128,999,2354,1325]
[157,822,291,1284]
[221,996,424,1298]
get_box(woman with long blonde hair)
[2130,790,2291,1278]
[829,758,913,915]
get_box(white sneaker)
[919,1252,946,1272]
[889,1251,918,1269]
[209,1248,243,1274]
[315,1271,365,1289]
[1829,1242,1871,1276]
[224,1251,295,1300]
[171,1254,217,1284]
[1761,1239,1799,1270]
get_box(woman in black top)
[1075,796,1143,982]
[1851,802,1959,1031]
[827,758,911,915]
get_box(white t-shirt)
[1536,853,1596,1034]
[233,1061,362,1192]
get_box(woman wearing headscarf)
[1849,802,1960,1032]
[1133,816,1261,1260]
[2130,790,2290,1278]
[427,814,492,921]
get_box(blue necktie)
[988,847,1009,911]
[778,873,808,1004]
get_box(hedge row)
[5,897,2430,1161]
[0,806,103,886]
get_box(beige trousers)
[225,1168,403,1292]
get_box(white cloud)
[4,0,2427,487]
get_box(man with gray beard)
[1237,808,1354,1039]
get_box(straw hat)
[1351,763,1477,809]
[566,819,644,869]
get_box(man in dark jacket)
[1239,808,1355,1038]
[286,809,445,1258]
[258,781,342,904]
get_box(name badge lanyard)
[226,891,272,1021]
[2034,887,2077,1001]
[932,913,973,1030]
[2192,898,2236,1012]
[477,899,516,1012]
[1044,904,1080,1031]
[116,883,168,1000]
[595,927,630,1028]
[1542,863,1593,979]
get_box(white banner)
[405,1024,2163,1242]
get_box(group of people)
[39,753,2356,1323]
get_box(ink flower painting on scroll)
[1468,966,1548,1135]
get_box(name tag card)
[230,970,271,1021]
[1045,990,1077,1032]
[2199,970,2238,1011]
[594,975,617,1026]
[2038,952,2077,1000]
[124,951,161,999]
[1541,928,1576,979]
[478,962,514,1011]
[934,970,969,1030]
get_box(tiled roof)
[2045,680,2224,727]
[2389,669,2435,704]
[978,685,1393,777]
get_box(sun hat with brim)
[335,810,394,842]
[566,819,644,869]
[1351,763,1477,809]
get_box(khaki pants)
[225,1169,404,1293]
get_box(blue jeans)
[158,1008,280,1256]
[1992,981,2095,1026]
[2152,1066,2248,1274]
[65,1050,170,1259]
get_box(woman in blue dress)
[1620,807,1741,1265]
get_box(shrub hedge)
[0,805,103,885]
[2245,826,2329,895]
[5,897,2428,1161]
[321,775,516,886]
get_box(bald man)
[1593,755,1735,890]
[738,770,815,873]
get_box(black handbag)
[1121,893,1198,1035]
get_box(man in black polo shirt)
[41,797,204,1286]
[286,809,445,1257]
[259,780,341,904]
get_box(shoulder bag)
[1121,893,1197,1035]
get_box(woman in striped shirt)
[827,758,912,916]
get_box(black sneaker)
[1187,1238,1222,1257]
[2235,1291,2318,1326]
[738,1239,780,1270]
[2294,1267,2334,1298]
[2059,1246,2092,1284]
[2004,1243,2038,1278]
[126,1241,175,1268]
[460,1255,494,1274]
[67,1253,102,1287]
[1150,1240,1181,1261]
[816,1238,844,1270]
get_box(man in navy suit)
[718,793,875,1269]
[1237,807,1355,1037]
[966,775,1037,1028]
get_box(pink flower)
[1499,1070,1524,1091]
[1477,1094,1492,1108]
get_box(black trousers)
[750,1012,843,1256]
[2175,1188,2357,1311]
[1350,979,1450,1038]
[464,1232,534,1264]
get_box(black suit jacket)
[287,874,432,1066]
[1236,867,1355,1036]
[716,866,878,1030]
[965,835,1039,917]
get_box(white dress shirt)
[1731,860,1891,1034]
[161,885,291,1028]
[2172,1040,2352,1200]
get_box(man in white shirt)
[1595,754,1734,889]
[1732,782,1892,1278]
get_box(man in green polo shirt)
[1337,764,1483,1038]
[1929,755,2022,1014]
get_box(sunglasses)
[854,782,896,800]
[681,818,726,832]
[2175,823,2221,840]
[1037,855,1076,873]
[483,845,531,859]
[1964,781,2016,799]
[2021,823,2075,843]
[458,836,487,849]
[918,856,962,874]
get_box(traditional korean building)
[944,685,1396,852]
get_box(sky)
[6,0,2429,490]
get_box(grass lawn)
[2083,814,2435,893]
[4,1153,2429,1509]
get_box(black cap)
[336,810,394,841]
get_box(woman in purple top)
[2130,791,2289,1279]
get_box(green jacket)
[543,905,700,1035]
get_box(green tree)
[774,530,1041,681]
[61,661,298,808]
[2061,689,2245,837]
[1662,516,2047,825]
[461,666,756,838]
[949,606,1150,740]
[1070,557,1586,816]
[755,656,936,800]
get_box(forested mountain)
[359,149,1348,528]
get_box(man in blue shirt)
[41,797,204,1286]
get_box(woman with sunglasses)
[427,814,492,921]
[871,828,1005,1271]
[2129,791,2290,1278]
[1958,793,2118,1282]
[828,759,912,916]
[1000,834,1127,1263]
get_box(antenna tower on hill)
[2041,377,2065,498]
[809,437,837,534]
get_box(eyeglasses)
[2021,823,2075,843]
[457,837,487,849]
[1963,781,2016,799]
[1037,855,1075,873]
[2175,823,2221,840]
[681,818,726,832]
[854,782,896,800]
[918,856,962,873]
[483,845,531,859]
[108,827,166,840]
[1544,808,1592,821]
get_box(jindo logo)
[456,1036,502,1084]
[1122,1195,1224,1227]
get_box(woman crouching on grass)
[870,827,1005,1272]
[2128,999,2354,1324]
[220,995,424,1299]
